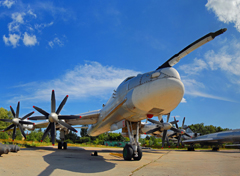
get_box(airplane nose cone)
[127,68,184,115]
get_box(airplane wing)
[65,110,101,126]
[33,121,49,128]
[31,110,101,129]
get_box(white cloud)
[28,10,37,18]
[23,32,38,46]
[181,98,187,103]
[35,22,53,32]
[48,37,64,48]
[206,0,240,32]
[179,58,208,75]
[0,0,15,8]
[9,62,140,102]
[3,33,20,48]
[8,12,25,32]
[181,78,235,102]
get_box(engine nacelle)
[110,119,126,131]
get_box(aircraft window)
[124,76,135,82]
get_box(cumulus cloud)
[206,0,240,32]
[3,33,20,48]
[8,12,26,32]
[9,62,140,102]
[23,32,38,46]
[0,0,15,8]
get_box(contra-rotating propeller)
[157,28,227,70]
[28,90,80,145]
[146,113,182,148]
[0,102,35,141]
[168,117,191,147]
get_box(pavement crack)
[129,151,170,176]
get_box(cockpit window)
[123,76,135,82]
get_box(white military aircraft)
[0,28,227,161]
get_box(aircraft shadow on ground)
[22,146,118,175]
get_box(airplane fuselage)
[88,67,184,136]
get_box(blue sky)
[0,0,240,130]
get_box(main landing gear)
[58,130,68,150]
[123,121,142,161]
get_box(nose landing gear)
[123,121,142,161]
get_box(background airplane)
[183,128,240,151]
[140,117,200,147]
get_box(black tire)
[133,146,142,161]
[123,144,133,161]
[58,142,63,149]
[63,142,67,150]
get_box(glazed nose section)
[128,69,184,114]
[160,67,181,79]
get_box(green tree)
[65,131,79,143]
[0,107,13,130]
[80,125,88,137]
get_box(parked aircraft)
[1,28,227,161]
[183,129,240,151]
[140,117,200,147]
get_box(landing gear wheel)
[188,147,195,151]
[212,147,219,151]
[133,146,142,161]
[58,142,63,149]
[63,142,67,150]
[123,144,133,161]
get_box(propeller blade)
[157,28,227,70]
[10,106,15,117]
[147,119,162,125]
[169,120,178,125]
[184,133,192,138]
[166,113,170,123]
[3,124,15,132]
[28,116,47,120]
[56,95,68,115]
[168,133,177,138]
[33,106,49,117]
[51,90,56,113]
[21,111,35,120]
[0,119,12,122]
[50,122,56,145]
[166,136,170,147]
[57,120,78,132]
[182,117,185,129]
[174,117,178,128]
[19,121,35,125]
[12,125,16,141]
[146,127,161,134]
[16,102,20,118]
[41,123,52,142]
[177,135,182,147]
[170,127,182,133]
[58,115,81,120]
[18,124,26,139]
[162,130,167,148]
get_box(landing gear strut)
[58,130,68,150]
[123,121,142,161]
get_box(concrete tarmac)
[0,146,239,176]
